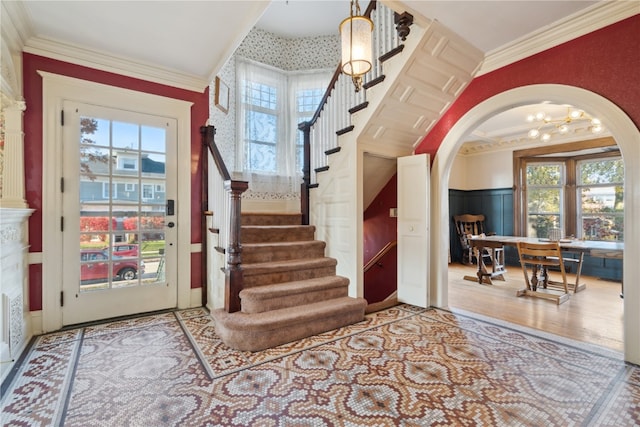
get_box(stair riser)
[242,227,315,243]
[214,305,366,352]
[244,266,336,287]
[242,214,302,226]
[241,287,348,314]
[242,243,326,263]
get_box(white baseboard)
[190,287,203,308]
[30,310,43,335]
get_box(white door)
[61,101,178,325]
[397,154,430,307]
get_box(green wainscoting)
[448,188,622,282]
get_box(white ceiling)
[9,0,613,146]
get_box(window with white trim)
[236,59,331,189]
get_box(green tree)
[80,117,112,180]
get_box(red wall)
[23,53,209,311]
[415,15,640,159]
[363,174,398,303]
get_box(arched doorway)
[429,84,640,364]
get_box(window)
[242,81,278,172]
[515,140,624,241]
[142,184,154,200]
[296,88,324,171]
[577,157,624,240]
[155,184,165,192]
[524,162,564,238]
[236,59,331,190]
[102,182,117,199]
[125,183,136,192]
[118,157,138,171]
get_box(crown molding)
[479,1,639,76]
[1,0,32,54]
[23,36,209,92]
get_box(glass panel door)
[62,102,177,325]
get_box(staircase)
[212,213,367,352]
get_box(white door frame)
[429,84,640,364]
[40,72,193,332]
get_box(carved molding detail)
[9,291,24,357]
[0,224,21,245]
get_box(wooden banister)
[364,240,397,273]
[201,125,248,313]
[298,0,415,225]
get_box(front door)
[61,101,178,325]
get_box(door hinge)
[60,291,64,307]
[61,216,64,232]
[61,110,64,126]
[60,177,64,193]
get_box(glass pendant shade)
[340,11,373,91]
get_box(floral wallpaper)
[209,28,340,202]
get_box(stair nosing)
[240,275,349,297]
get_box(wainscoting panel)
[448,188,622,281]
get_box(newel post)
[299,121,311,226]
[224,180,248,312]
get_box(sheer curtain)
[235,58,331,197]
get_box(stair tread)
[243,240,325,249]
[214,296,366,332]
[242,225,314,229]
[240,275,349,297]
[242,257,337,275]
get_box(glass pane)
[526,164,561,186]
[580,186,624,241]
[579,158,624,185]
[247,141,276,172]
[141,154,166,179]
[527,188,561,238]
[141,125,166,152]
[112,121,139,150]
[76,114,166,292]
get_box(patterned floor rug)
[1,305,638,426]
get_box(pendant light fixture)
[340,0,373,92]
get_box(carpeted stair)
[212,213,367,351]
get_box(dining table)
[466,235,624,292]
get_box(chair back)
[453,214,487,238]
[516,241,568,295]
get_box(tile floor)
[1,305,638,426]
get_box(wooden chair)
[516,241,570,305]
[453,214,503,267]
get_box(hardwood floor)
[447,262,624,352]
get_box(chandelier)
[526,107,603,142]
[340,0,373,92]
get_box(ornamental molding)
[480,1,638,75]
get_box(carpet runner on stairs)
[212,213,367,351]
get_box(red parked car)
[102,243,139,258]
[81,249,144,281]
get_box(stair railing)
[201,125,248,313]
[364,240,398,273]
[298,1,413,224]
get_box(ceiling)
[7,0,614,147]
